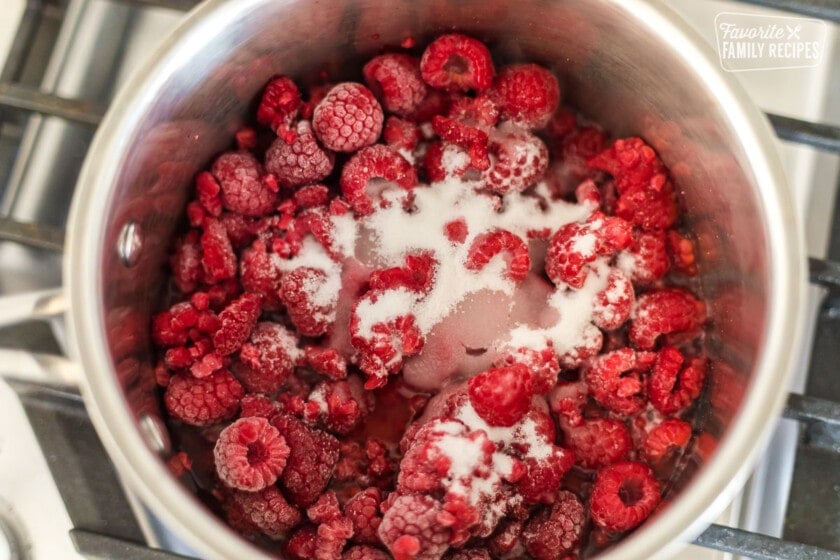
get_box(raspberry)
[517,444,575,504]
[212,151,278,217]
[629,288,706,350]
[201,218,237,283]
[257,76,302,137]
[235,127,257,150]
[340,145,418,215]
[350,304,424,389]
[431,116,490,171]
[152,302,199,347]
[271,414,340,506]
[344,487,383,544]
[490,64,560,130]
[442,549,491,560]
[240,393,282,419]
[306,491,342,524]
[313,83,384,153]
[287,524,318,559]
[448,94,499,127]
[196,171,223,217]
[494,346,559,395]
[575,178,602,209]
[667,230,698,275]
[164,370,243,427]
[643,418,692,463]
[420,33,494,92]
[483,125,549,194]
[266,120,335,188]
[378,494,451,560]
[343,546,390,560]
[369,253,437,294]
[556,323,604,370]
[592,268,634,331]
[305,346,348,379]
[444,219,468,244]
[619,231,670,285]
[238,322,301,394]
[648,347,707,413]
[170,231,203,293]
[383,117,421,151]
[615,174,678,231]
[583,348,656,416]
[549,381,588,427]
[295,184,332,209]
[240,239,284,310]
[279,267,338,337]
[214,416,290,491]
[464,230,530,283]
[467,364,534,427]
[212,292,262,356]
[230,485,302,539]
[423,142,471,182]
[590,461,661,532]
[488,520,523,556]
[306,377,372,435]
[561,418,631,470]
[588,137,665,194]
[363,54,427,117]
[521,491,585,560]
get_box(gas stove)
[0,1,838,559]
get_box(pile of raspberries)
[151,32,708,559]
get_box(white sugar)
[572,232,597,256]
[330,213,358,260]
[441,145,470,175]
[353,288,418,338]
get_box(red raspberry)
[369,253,437,294]
[590,461,661,532]
[648,347,707,413]
[229,485,302,539]
[211,151,278,217]
[311,516,351,558]
[313,83,384,152]
[431,115,490,171]
[575,178,602,209]
[344,487,383,544]
[265,120,335,188]
[549,381,588,427]
[152,302,199,347]
[257,75,302,137]
[306,490,342,524]
[467,364,534,427]
[215,417,290,491]
[240,393,282,419]
[592,268,634,331]
[378,494,451,560]
[164,370,243,427]
[287,524,318,559]
[620,231,670,285]
[488,520,523,556]
[667,230,698,275]
[304,346,348,379]
[561,418,631,470]
[279,267,337,337]
[423,142,471,182]
[170,231,203,293]
[464,229,530,283]
[384,117,421,151]
[363,54,427,117]
[201,218,237,283]
[494,346,559,395]
[629,288,706,350]
[521,491,585,560]
[490,64,560,130]
[517,444,575,504]
[271,414,340,506]
[306,377,372,435]
[588,137,665,194]
[643,418,692,463]
[238,322,301,394]
[483,126,549,194]
[212,292,262,356]
[343,546,390,560]
[615,174,678,231]
[448,94,499,127]
[584,348,656,415]
[340,145,418,215]
[556,324,604,370]
[196,171,223,217]
[420,33,494,92]
[240,239,284,310]
[294,184,331,209]
[443,549,491,560]
[444,218,468,244]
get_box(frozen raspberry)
[521,491,585,560]
[344,487,384,544]
[170,231,203,293]
[490,64,560,130]
[629,288,706,350]
[306,490,342,524]
[556,323,604,370]
[444,219,468,244]
[648,347,707,413]
[230,485,302,539]
[164,370,243,427]
[271,414,340,506]
[295,184,331,209]
[423,142,471,182]
[468,364,534,427]
[443,549,491,560]
[619,231,670,285]
[448,94,499,127]
[369,253,437,294]
[152,302,198,347]
[420,33,494,92]
[584,348,656,415]
[350,302,424,389]
[588,137,665,194]
[304,346,348,379]
[667,230,698,275]
[431,115,490,171]
[343,546,390,560]
[488,520,523,556]
[643,418,692,463]
[575,178,602,209]
[212,151,278,217]
[279,267,338,337]
[289,206,349,262]
[238,322,301,394]
[196,171,223,217]
[561,418,631,470]
[464,230,530,283]
[212,292,262,356]
[592,268,634,331]
[378,494,451,560]
[363,54,427,117]
[240,239,284,310]
[201,219,237,283]
[315,516,354,560]
[517,444,575,504]
[266,120,335,188]
[240,393,282,419]
[215,416,290,491]
[287,525,318,559]
[340,145,418,215]
[549,381,588,427]
[257,76,302,137]
[384,117,421,151]
[615,174,678,231]
[483,125,549,194]
[306,377,373,435]
[494,346,559,395]
[590,461,661,532]
[313,83,384,153]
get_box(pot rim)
[64,1,807,559]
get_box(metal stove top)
[0,1,838,559]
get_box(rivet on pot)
[117,221,143,267]
[139,414,171,455]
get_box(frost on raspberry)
[583,348,656,415]
[340,144,418,215]
[279,267,338,337]
[442,549,492,560]
[228,485,302,539]
[344,487,384,544]
[549,381,588,427]
[201,218,237,283]
[643,417,692,464]
[592,268,634,331]
[517,443,575,504]
[369,253,437,294]
[257,75,302,137]
[465,230,530,283]
[494,346,559,395]
[363,54,427,117]
[211,151,278,217]
[420,33,494,92]
[378,494,451,560]
[212,292,262,356]
[305,376,373,435]
[237,322,301,394]
[467,364,534,427]
[431,115,490,171]
[313,82,384,152]
[343,545,390,560]
[271,414,340,506]
[265,120,335,188]
[590,461,661,532]
[490,64,560,130]
[648,347,707,413]
[164,370,244,427]
[240,239,284,310]
[170,230,203,293]
[629,288,707,350]
[483,125,549,194]
[215,417,290,491]
[521,491,585,560]
[561,417,631,470]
